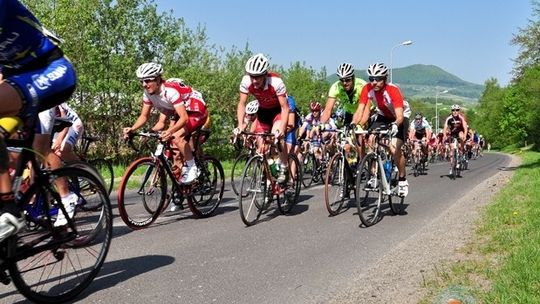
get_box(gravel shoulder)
[325,153,520,304]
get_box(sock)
[186,159,195,167]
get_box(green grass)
[420,151,540,303]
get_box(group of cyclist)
[0,0,487,246]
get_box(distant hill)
[326,64,484,103]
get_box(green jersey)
[327,78,367,114]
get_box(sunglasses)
[140,78,157,84]
[340,77,353,83]
[452,109,460,112]
[368,76,385,82]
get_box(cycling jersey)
[359,82,410,120]
[409,117,432,134]
[301,112,322,130]
[1,0,77,121]
[142,81,207,116]
[327,78,367,115]
[239,72,287,109]
[444,114,466,136]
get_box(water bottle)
[383,160,392,181]
[268,158,278,178]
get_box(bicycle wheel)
[230,152,249,197]
[355,153,383,227]
[187,156,225,217]
[117,157,167,229]
[89,158,114,195]
[324,152,348,216]
[301,153,315,188]
[277,153,301,214]
[238,155,266,226]
[10,166,112,303]
[388,163,405,215]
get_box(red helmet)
[310,101,322,112]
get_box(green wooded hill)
[327,64,485,103]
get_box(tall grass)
[421,151,540,303]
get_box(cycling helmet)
[245,53,269,76]
[451,104,461,111]
[136,62,163,79]
[245,100,259,114]
[367,63,389,77]
[415,112,423,119]
[310,101,322,112]
[336,63,355,79]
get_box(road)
[1,152,512,304]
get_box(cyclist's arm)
[236,92,248,131]
[168,104,189,134]
[321,96,336,124]
[277,94,289,136]
[124,103,152,135]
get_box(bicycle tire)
[117,157,167,229]
[324,152,348,216]
[238,155,266,226]
[187,156,225,218]
[89,158,114,195]
[355,153,383,227]
[277,153,301,214]
[301,153,315,188]
[9,166,112,303]
[230,152,249,197]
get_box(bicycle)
[237,132,301,226]
[117,130,224,230]
[1,116,113,303]
[411,139,427,177]
[324,125,358,216]
[299,136,329,188]
[355,127,405,227]
[449,136,466,180]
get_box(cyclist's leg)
[177,110,208,184]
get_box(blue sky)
[155,0,532,86]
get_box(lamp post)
[389,40,413,83]
[435,89,448,133]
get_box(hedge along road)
[1,152,513,304]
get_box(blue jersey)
[0,0,59,69]
[1,0,77,122]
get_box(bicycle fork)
[377,157,393,196]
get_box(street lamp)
[435,89,449,133]
[389,40,413,83]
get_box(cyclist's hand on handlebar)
[233,127,242,136]
[389,123,398,137]
[122,127,133,140]
[159,130,173,141]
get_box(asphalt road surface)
[1,152,511,304]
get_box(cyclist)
[408,112,432,163]
[285,95,301,155]
[52,102,84,162]
[353,63,410,197]
[442,104,469,175]
[123,63,208,184]
[233,53,290,184]
[321,63,370,162]
[298,101,324,161]
[1,0,77,241]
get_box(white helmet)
[336,63,354,79]
[367,63,389,77]
[451,104,461,111]
[136,62,163,79]
[245,53,269,76]
[246,100,259,114]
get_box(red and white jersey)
[239,72,287,109]
[359,83,410,120]
[142,81,206,116]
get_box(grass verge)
[420,151,540,304]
